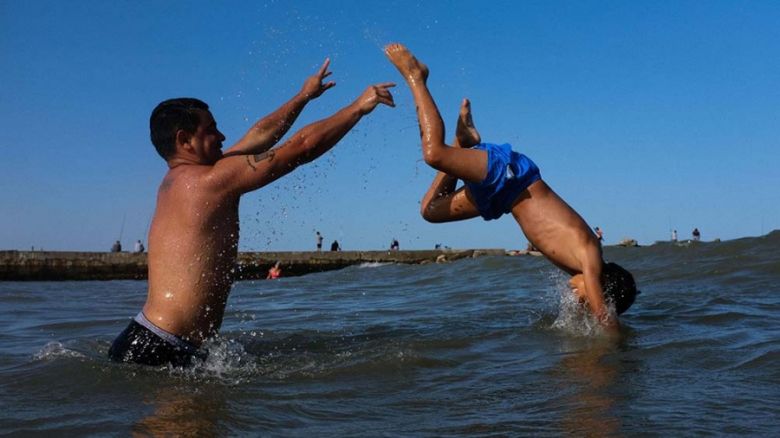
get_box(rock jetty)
[0,249,505,281]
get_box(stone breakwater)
[0,249,506,281]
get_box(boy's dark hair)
[602,262,637,315]
[149,98,209,160]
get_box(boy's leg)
[385,43,487,184]
[419,99,483,222]
[453,98,481,149]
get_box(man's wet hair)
[150,98,209,160]
[602,262,637,315]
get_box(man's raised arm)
[211,82,395,196]
[222,59,336,157]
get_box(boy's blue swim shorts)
[465,143,541,221]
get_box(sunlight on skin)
[385,42,619,332]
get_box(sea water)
[1,233,779,435]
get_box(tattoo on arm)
[245,155,256,171]
[254,150,275,163]
[245,150,275,171]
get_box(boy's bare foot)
[455,98,481,148]
[384,43,429,85]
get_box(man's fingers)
[318,58,331,76]
[366,83,395,107]
[324,81,336,90]
[374,82,396,89]
[322,71,333,79]
[377,95,395,107]
[377,87,393,99]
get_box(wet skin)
[384,43,615,330]
[144,128,238,343]
[142,60,395,344]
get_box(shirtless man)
[109,60,395,366]
[384,43,636,332]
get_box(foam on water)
[162,338,258,385]
[33,341,86,361]
[357,262,393,269]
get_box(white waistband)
[134,312,199,354]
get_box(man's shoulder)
[166,164,215,182]
[159,165,219,194]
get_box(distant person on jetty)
[390,238,400,250]
[671,229,678,242]
[266,261,282,280]
[385,43,636,333]
[316,231,323,251]
[692,228,701,241]
[110,240,122,253]
[133,240,145,253]
[108,59,395,367]
[594,226,604,243]
[330,240,341,251]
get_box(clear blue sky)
[1,0,778,251]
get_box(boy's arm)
[582,258,620,333]
[210,83,395,196]
[222,59,336,157]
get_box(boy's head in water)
[569,262,637,315]
[601,262,637,314]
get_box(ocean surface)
[2,233,779,436]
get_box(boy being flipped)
[385,43,636,333]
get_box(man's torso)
[143,166,240,345]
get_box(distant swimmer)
[108,59,395,367]
[385,43,637,333]
[266,261,282,280]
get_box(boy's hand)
[578,267,622,335]
[301,58,336,100]
[355,83,396,114]
[568,274,588,304]
[599,312,621,336]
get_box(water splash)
[165,337,258,385]
[34,341,85,361]
[544,273,613,337]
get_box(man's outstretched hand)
[301,58,336,100]
[356,82,396,115]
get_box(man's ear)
[176,129,192,151]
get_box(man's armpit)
[160,175,174,191]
